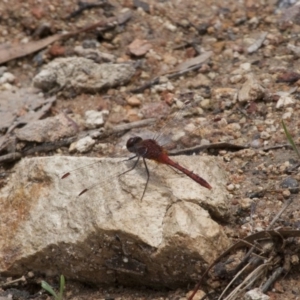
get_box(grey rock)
[33,57,135,93]
[0,155,230,288]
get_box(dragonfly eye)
[126,136,143,152]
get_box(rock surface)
[15,113,77,143]
[0,155,230,287]
[33,57,136,93]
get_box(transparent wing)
[121,95,209,153]
[62,95,210,197]
[60,157,141,197]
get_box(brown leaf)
[0,11,133,65]
[0,34,61,65]
[276,71,300,83]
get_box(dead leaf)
[0,11,132,65]
[0,35,61,65]
[164,51,213,75]
[276,71,300,83]
[0,89,56,150]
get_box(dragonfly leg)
[140,157,150,201]
[118,155,140,178]
[123,155,138,162]
[119,154,150,201]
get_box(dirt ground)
[1,0,300,299]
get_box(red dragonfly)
[62,100,212,199]
[124,136,212,199]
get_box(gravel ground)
[1,0,300,299]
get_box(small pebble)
[82,39,98,48]
[164,21,177,32]
[128,38,152,56]
[250,139,262,148]
[238,74,265,103]
[282,189,291,198]
[229,74,243,84]
[260,131,270,140]
[200,99,210,109]
[291,254,299,265]
[240,62,251,71]
[21,37,30,44]
[0,66,7,77]
[240,149,256,158]
[127,96,141,106]
[218,118,228,127]
[184,123,196,133]
[70,136,95,153]
[265,119,274,125]
[0,82,14,90]
[282,111,292,120]
[227,184,235,191]
[151,81,174,92]
[200,139,210,146]
[94,142,112,152]
[186,290,206,300]
[85,110,109,129]
[280,177,299,193]
[140,71,150,79]
[212,87,237,104]
[163,53,177,66]
[27,271,34,278]
[276,95,295,109]
[240,198,252,209]
[218,150,227,156]
[226,122,241,131]
[0,72,15,84]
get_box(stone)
[128,39,152,56]
[33,57,136,93]
[15,113,77,143]
[85,110,109,129]
[70,136,95,153]
[0,155,230,288]
[238,74,265,103]
[276,94,295,109]
[244,288,269,300]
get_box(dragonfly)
[61,98,212,200]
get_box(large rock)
[33,57,136,93]
[0,155,230,288]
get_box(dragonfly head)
[126,136,143,153]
